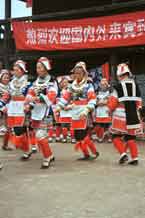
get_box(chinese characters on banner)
[12,10,145,51]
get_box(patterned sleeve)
[46,85,58,104]
[107,89,119,111]
[86,83,96,111]
[57,88,72,109]
[25,87,36,104]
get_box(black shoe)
[119,154,128,165]
[93,151,100,159]
[2,146,13,151]
[20,153,31,161]
[50,156,55,163]
[77,155,91,161]
[128,159,139,166]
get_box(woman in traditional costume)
[25,57,58,169]
[56,62,99,160]
[108,63,143,165]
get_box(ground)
[0,139,145,218]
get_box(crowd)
[0,57,144,170]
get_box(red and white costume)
[25,58,58,167]
[95,88,111,123]
[7,74,29,127]
[56,62,99,160]
[55,76,73,143]
[0,72,10,134]
[95,83,112,142]
[108,63,143,165]
[0,70,11,152]
[7,60,31,156]
[108,86,142,136]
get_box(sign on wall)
[12,10,145,51]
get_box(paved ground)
[0,139,145,218]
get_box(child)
[95,78,112,143]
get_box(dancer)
[7,60,31,160]
[0,69,11,169]
[108,63,143,165]
[56,62,99,160]
[25,57,58,169]
[0,69,11,150]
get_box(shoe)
[0,162,3,170]
[50,156,55,163]
[97,138,103,143]
[62,138,67,143]
[128,159,139,166]
[48,137,53,143]
[40,156,55,169]
[41,160,51,169]
[71,138,76,144]
[91,134,97,141]
[107,138,112,143]
[55,137,61,142]
[77,155,91,161]
[119,153,128,165]
[2,146,13,151]
[20,153,31,161]
[92,151,100,159]
[31,147,37,153]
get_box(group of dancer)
[0,57,143,170]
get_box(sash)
[96,106,109,118]
[31,103,47,120]
[7,100,25,117]
[71,105,87,129]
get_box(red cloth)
[127,140,138,159]
[37,138,52,158]
[102,62,110,81]
[113,137,126,155]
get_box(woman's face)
[60,79,68,89]
[117,75,122,81]
[13,65,24,78]
[100,79,108,90]
[117,75,127,81]
[1,73,10,85]
[74,67,85,82]
[36,63,48,77]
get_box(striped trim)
[127,123,142,129]
[118,96,141,102]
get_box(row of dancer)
[0,58,143,170]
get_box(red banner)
[12,10,145,51]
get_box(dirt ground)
[0,139,145,218]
